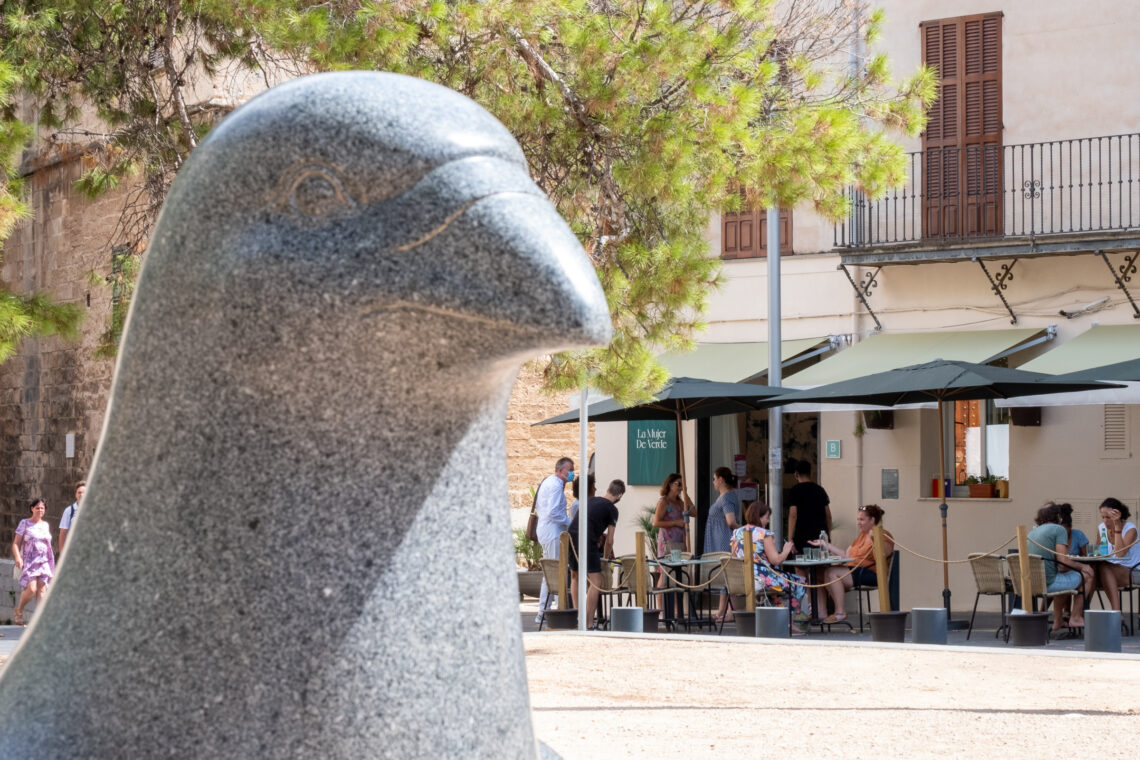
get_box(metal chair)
[1117,561,1139,635]
[617,555,679,626]
[853,552,895,632]
[966,552,1011,640]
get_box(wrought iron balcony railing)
[835,133,1140,249]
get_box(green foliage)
[93,248,140,360]
[0,51,83,354]
[260,0,933,402]
[513,528,542,570]
[636,506,659,547]
[0,0,932,396]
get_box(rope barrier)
[891,534,1017,564]
[563,526,1138,597]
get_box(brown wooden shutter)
[721,202,792,260]
[921,13,1002,239]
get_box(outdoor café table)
[650,557,722,631]
[1061,553,1133,632]
[782,555,859,632]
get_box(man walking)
[58,481,86,555]
[569,478,624,627]
[535,457,574,622]
[787,460,831,552]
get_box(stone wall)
[505,362,593,530]
[0,153,124,546]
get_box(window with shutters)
[721,206,792,260]
[1101,404,1129,460]
[921,12,1002,239]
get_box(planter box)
[967,483,996,498]
[869,611,908,643]
[517,570,543,600]
[543,609,578,630]
[1009,612,1050,646]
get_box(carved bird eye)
[288,167,356,218]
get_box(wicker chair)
[717,556,784,634]
[966,552,1011,640]
[1004,553,1080,640]
[536,558,568,631]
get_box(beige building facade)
[585,1,1140,614]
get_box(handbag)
[524,478,543,543]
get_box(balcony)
[834,132,1140,265]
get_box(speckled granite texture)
[0,72,610,758]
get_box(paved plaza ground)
[525,630,1139,758]
[4,605,1138,759]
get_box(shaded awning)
[657,337,832,383]
[785,328,1047,387]
[998,324,1140,406]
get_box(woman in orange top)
[810,504,894,624]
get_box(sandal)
[13,611,25,626]
[821,614,847,624]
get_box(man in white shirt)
[535,457,574,623]
[58,481,86,554]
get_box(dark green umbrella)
[768,359,1122,618]
[535,376,786,425]
[535,376,786,540]
[1054,357,1140,382]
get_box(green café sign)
[627,421,677,486]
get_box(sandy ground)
[525,632,1140,759]
[5,623,1138,759]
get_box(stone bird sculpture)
[0,72,610,759]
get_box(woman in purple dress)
[11,498,55,625]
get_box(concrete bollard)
[1085,609,1122,653]
[911,607,948,645]
[610,606,644,633]
[755,606,790,638]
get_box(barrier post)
[743,531,756,611]
[1016,525,1032,610]
[558,532,570,610]
[635,530,647,608]
[872,524,890,612]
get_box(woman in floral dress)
[12,498,55,625]
[730,500,808,628]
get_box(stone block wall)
[505,362,593,530]
[0,153,124,546]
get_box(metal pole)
[577,387,589,631]
[767,205,783,541]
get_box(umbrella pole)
[937,400,967,629]
[675,410,690,552]
[578,388,589,631]
[938,400,950,608]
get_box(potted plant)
[514,528,544,600]
[965,473,998,498]
[862,409,894,430]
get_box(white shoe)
[534,615,543,624]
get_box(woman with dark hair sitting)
[810,504,894,624]
[1096,497,1140,611]
[1029,502,1091,632]
[728,500,808,631]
